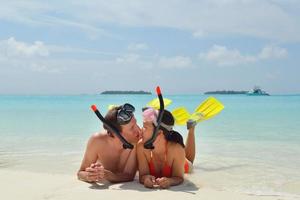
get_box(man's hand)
[85,163,105,182]
[156,177,171,189]
[143,175,156,188]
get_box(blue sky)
[0,0,300,94]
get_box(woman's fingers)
[144,176,157,188]
[156,177,170,189]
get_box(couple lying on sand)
[77,103,197,189]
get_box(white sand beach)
[1,169,294,200]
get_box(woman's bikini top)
[148,141,172,178]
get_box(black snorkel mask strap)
[91,105,134,149]
[144,86,165,149]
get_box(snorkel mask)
[143,86,165,149]
[143,107,174,131]
[117,103,135,125]
[142,107,158,122]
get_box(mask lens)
[117,104,135,125]
[123,103,135,113]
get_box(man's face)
[121,116,141,143]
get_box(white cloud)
[41,16,119,40]
[259,45,288,59]
[0,37,63,73]
[47,45,122,57]
[199,44,288,66]
[0,1,50,25]
[199,45,257,66]
[115,54,140,64]
[128,43,148,51]
[1,1,300,42]
[29,63,62,73]
[158,56,191,69]
[0,56,63,73]
[0,2,118,40]
[0,37,49,58]
[113,53,155,69]
[193,30,205,38]
[60,1,300,42]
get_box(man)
[77,103,141,183]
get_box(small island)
[204,90,248,95]
[205,86,270,96]
[101,90,151,95]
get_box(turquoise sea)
[0,94,299,198]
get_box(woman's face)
[142,121,154,141]
[141,107,157,141]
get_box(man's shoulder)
[88,132,110,145]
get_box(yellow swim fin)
[147,97,172,109]
[193,96,224,122]
[171,107,191,125]
[171,97,224,126]
[108,104,118,110]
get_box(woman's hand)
[156,177,171,189]
[143,175,156,188]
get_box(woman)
[137,108,196,189]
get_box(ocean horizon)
[1,92,300,96]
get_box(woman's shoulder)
[167,143,185,162]
[168,142,185,154]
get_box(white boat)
[247,86,269,96]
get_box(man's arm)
[103,147,137,183]
[102,169,134,183]
[77,134,101,182]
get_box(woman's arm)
[156,144,185,189]
[136,142,156,188]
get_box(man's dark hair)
[103,106,122,137]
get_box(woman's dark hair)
[159,110,185,148]
[103,106,122,137]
